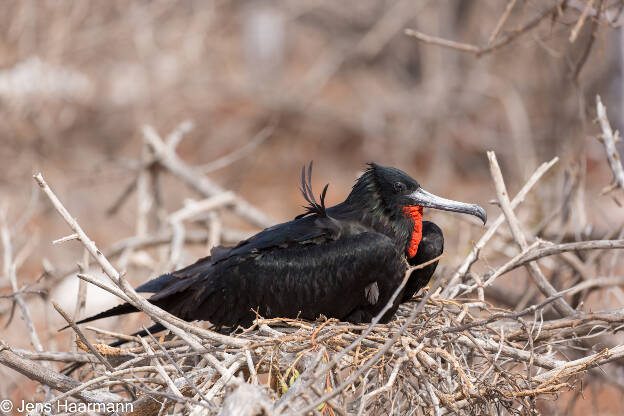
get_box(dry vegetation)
[2,1,624,415]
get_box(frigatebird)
[76,163,486,330]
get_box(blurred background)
[1,1,623,414]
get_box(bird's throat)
[403,205,423,258]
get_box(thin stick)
[404,29,479,53]
[10,348,98,363]
[486,239,624,286]
[488,0,518,44]
[200,120,276,173]
[2,214,45,353]
[535,344,624,381]
[52,233,79,244]
[481,240,540,289]
[570,0,596,43]
[169,193,236,223]
[142,125,273,228]
[143,327,213,408]
[76,273,132,303]
[136,140,154,237]
[1,209,51,399]
[443,157,559,298]
[73,248,89,335]
[487,151,575,316]
[36,173,247,349]
[596,95,624,191]
[52,301,115,372]
[34,173,122,285]
[48,364,174,404]
[138,337,184,398]
[405,1,564,57]
[573,0,604,81]
[85,326,139,343]
[0,340,121,403]
[36,172,254,386]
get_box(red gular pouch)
[402,205,424,258]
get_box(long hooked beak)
[409,188,487,225]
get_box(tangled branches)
[1,95,624,415]
[3,291,624,415]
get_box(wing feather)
[156,232,406,327]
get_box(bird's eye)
[393,182,406,193]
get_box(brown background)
[0,1,622,414]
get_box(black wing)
[136,162,346,295]
[133,212,343,295]
[75,167,379,327]
[76,230,406,328]
[148,231,406,327]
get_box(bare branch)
[488,0,518,45]
[444,157,559,297]
[487,151,576,316]
[0,340,121,403]
[596,95,624,192]
[404,29,480,53]
[142,125,273,229]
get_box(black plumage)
[76,163,485,330]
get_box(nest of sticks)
[51,295,624,416]
[2,96,624,415]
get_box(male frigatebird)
[76,163,486,330]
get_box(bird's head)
[347,163,486,226]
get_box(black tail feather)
[109,322,166,347]
[60,302,139,331]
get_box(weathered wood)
[0,344,121,403]
[218,384,275,416]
